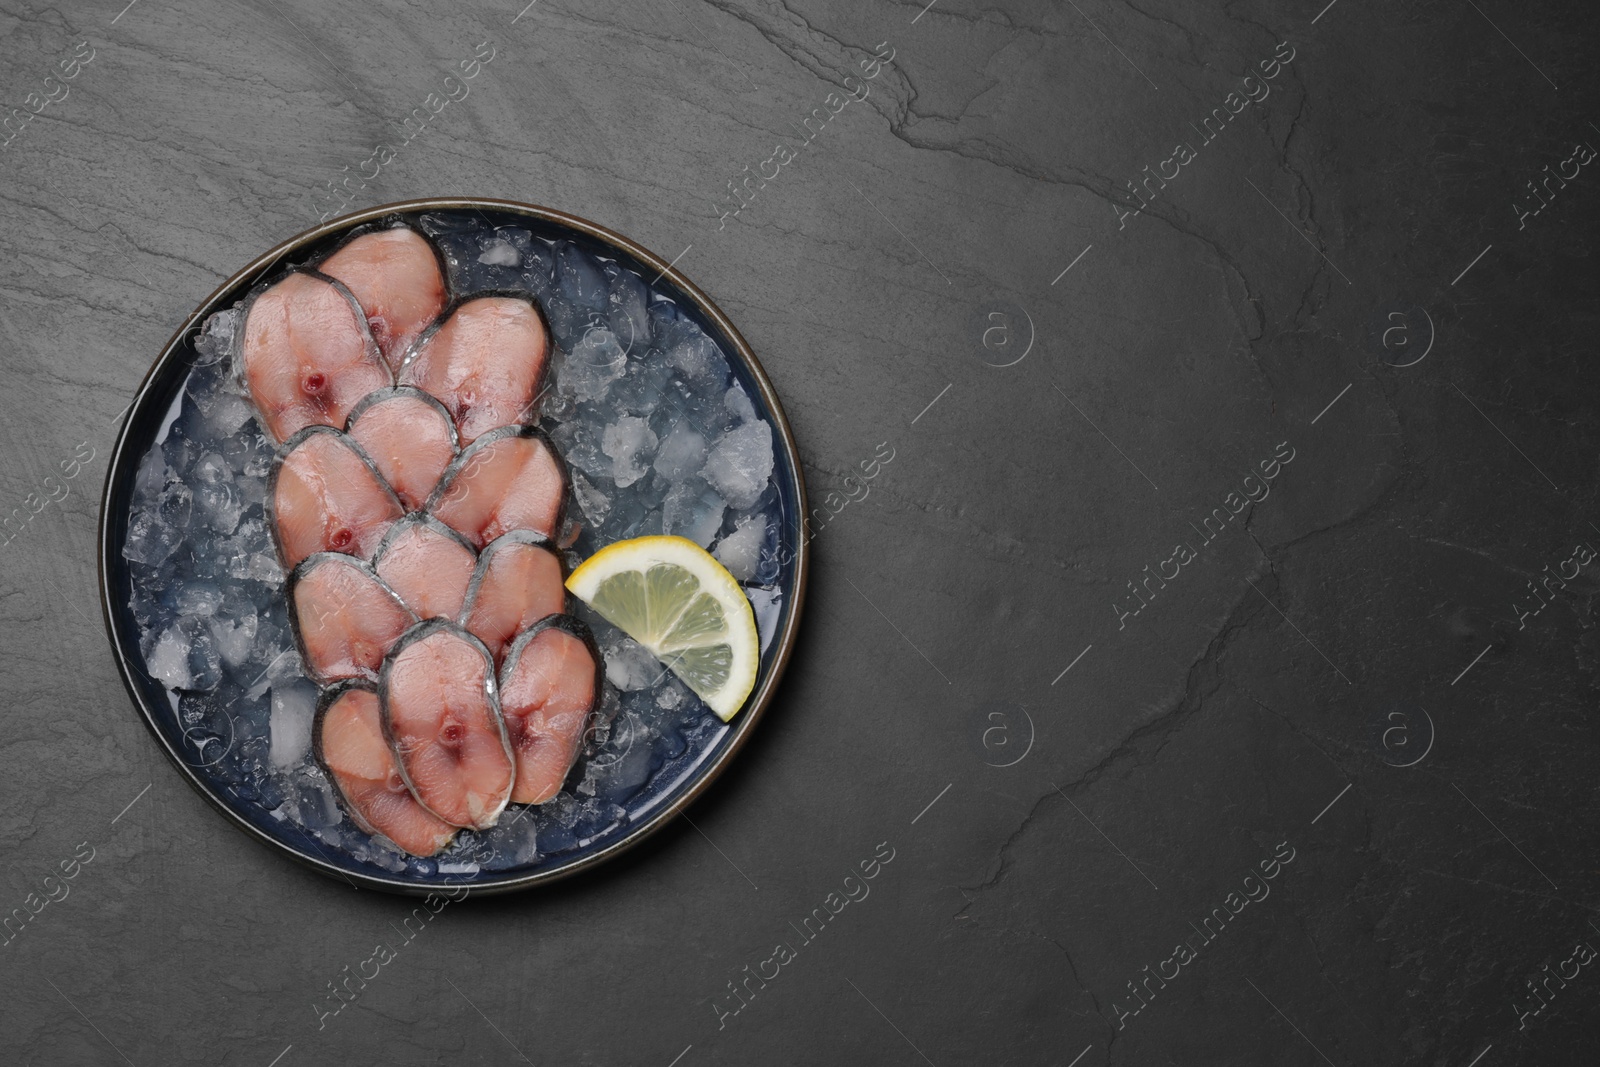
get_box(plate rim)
[96,196,810,896]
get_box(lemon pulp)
[566,536,759,721]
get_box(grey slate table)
[3,1,1598,1064]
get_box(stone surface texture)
[0,1,1596,1064]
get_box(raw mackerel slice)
[379,620,514,830]
[399,295,550,446]
[458,530,565,664]
[240,271,392,443]
[374,515,478,622]
[346,387,458,512]
[269,427,404,570]
[499,617,603,805]
[318,227,448,370]
[315,683,455,857]
[428,426,567,547]
[288,553,417,685]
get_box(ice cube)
[193,452,229,484]
[564,432,613,482]
[219,429,269,476]
[290,771,342,829]
[503,819,540,866]
[634,468,671,514]
[667,335,722,386]
[558,327,629,401]
[133,449,167,503]
[680,383,736,440]
[537,796,580,852]
[225,545,253,581]
[245,647,299,701]
[607,270,651,352]
[652,420,707,483]
[587,719,655,800]
[181,366,226,420]
[146,625,192,689]
[648,295,685,341]
[521,238,556,291]
[123,511,181,567]
[181,615,223,690]
[603,491,653,540]
[194,481,243,535]
[604,637,662,691]
[368,842,410,873]
[713,516,766,582]
[193,308,240,367]
[602,416,658,489]
[247,550,282,586]
[478,239,521,267]
[662,477,726,548]
[701,420,774,510]
[570,797,625,841]
[540,382,579,424]
[269,680,318,770]
[480,814,540,868]
[205,393,254,437]
[570,470,611,525]
[162,426,196,473]
[555,242,608,310]
[212,611,258,669]
[144,616,222,692]
[543,299,590,352]
[157,481,193,531]
[176,581,224,617]
[242,446,273,481]
[725,383,757,424]
[656,679,685,710]
[233,471,267,512]
[610,356,673,415]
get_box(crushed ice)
[120,214,789,879]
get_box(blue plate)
[98,199,809,895]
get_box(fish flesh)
[288,553,417,684]
[317,226,447,369]
[346,386,458,511]
[428,425,567,547]
[374,515,477,621]
[399,295,550,446]
[498,617,602,805]
[315,683,456,857]
[458,530,565,663]
[379,620,514,830]
[240,271,392,443]
[269,426,404,570]
[226,224,636,857]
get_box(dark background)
[2,1,1597,1064]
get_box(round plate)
[98,198,809,895]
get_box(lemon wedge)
[566,535,759,721]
